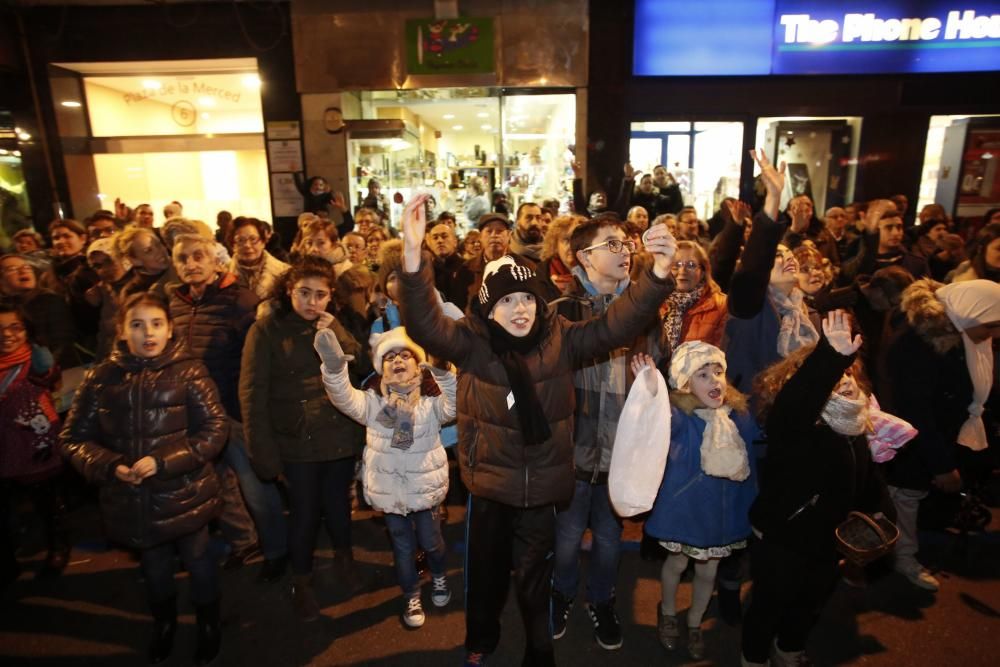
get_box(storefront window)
[629,121,744,220]
[754,116,862,214]
[918,115,1000,221]
[350,87,576,230]
[1,147,31,248]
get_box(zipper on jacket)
[136,367,150,545]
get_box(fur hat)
[668,340,727,391]
[477,255,542,317]
[368,327,426,367]
[376,239,404,294]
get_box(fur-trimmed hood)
[899,278,961,354]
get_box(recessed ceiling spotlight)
[242,74,261,89]
[452,125,463,130]
[481,124,492,130]
[61,101,82,108]
[477,112,489,118]
[142,80,162,90]
[443,114,456,120]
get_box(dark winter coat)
[240,309,365,480]
[60,340,228,550]
[399,257,673,508]
[432,252,477,312]
[749,339,894,559]
[170,273,259,420]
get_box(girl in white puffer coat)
[315,325,455,629]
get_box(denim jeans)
[384,509,446,599]
[219,419,287,560]
[140,526,218,606]
[552,479,622,604]
[284,458,356,575]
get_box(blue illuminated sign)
[633,0,1000,76]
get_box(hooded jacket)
[61,340,228,549]
[320,362,456,515]
[399,256,673,508]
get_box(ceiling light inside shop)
[198,97,216,107]
[476,112,489,118]
[242,74,261,89]
[12,150,21,156]
[142,80,162,90]
[61,100,82,108]
[481,124,492,130]
[17,132,31,141]
[443,114,455,120]
[0,149,7,155]
[201,112,211,119]
[452,125,463,130]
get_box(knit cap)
[369,327,426,367]
[478,255,542,316]
[668,340,727,391]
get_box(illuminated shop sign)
[634,0,1000,75]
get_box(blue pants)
[552,479,622,605]
[384,509,447,599]
[220,420,287,560]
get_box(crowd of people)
[1,151,999,667]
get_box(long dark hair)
[268,256,336,315]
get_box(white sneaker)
[897,564,940,591]
[403,595,425,628]
[431,575,451,607]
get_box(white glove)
[314,328,354,370]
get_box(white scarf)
[769,285,820,358]
[937,280,1000,452]
[821,392,870,436]
[693,406,750,481]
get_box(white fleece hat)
[368,327,426,367]
[86,237,117,259]
[668,340,727,391]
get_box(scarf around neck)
[0,342,32,397]
[692,405,750,481]
[487,316,552,446]
[376,374,422,450]
[821,392,870,436]
[768,285,820,357]
[662,284,705,352]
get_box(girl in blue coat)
[632,341,758,661]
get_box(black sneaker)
[586,600,623,650]
[551,590,573,639]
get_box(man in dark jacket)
[426,222,476,311]
[841,200,928,283]
[169,234,289,581]
[398,193,677,667]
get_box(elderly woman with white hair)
[881,278,1000,591]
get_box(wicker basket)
[835,511,899,565]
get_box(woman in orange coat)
[660,240,728,353]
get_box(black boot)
[194,598,221,666]
[147,597,177,665]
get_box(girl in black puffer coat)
[61,292,228,667]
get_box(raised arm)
[766,311,861,442]
[710,199,750,293]
[399,194,481,366]
[427,365,458,424]
[315,328,371,425]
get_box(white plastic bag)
[608,367,671,517]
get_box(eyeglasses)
[670,260,701,272]
[1,264,33,275]
[0,323,26,335]
[582,238,636,255]
[293,287,331,303]
[797,263,823,274]
[233,235,262,246]
[383,349,415,363]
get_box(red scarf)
[0,342,31,372]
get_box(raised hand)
[630,352,659,395]
[332,192,347,212]
[623,162,636,180]
[114,197,129,220]
[642,224,678,280]
[789,198,810,233]
[402,193,430,272]
[749,148,785,222]
[314,328,352,370]
[822,309,862,356]
[571,160,582,178]
[314,311,335,330]
[723,199,751,227]
[864,199,895,234]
